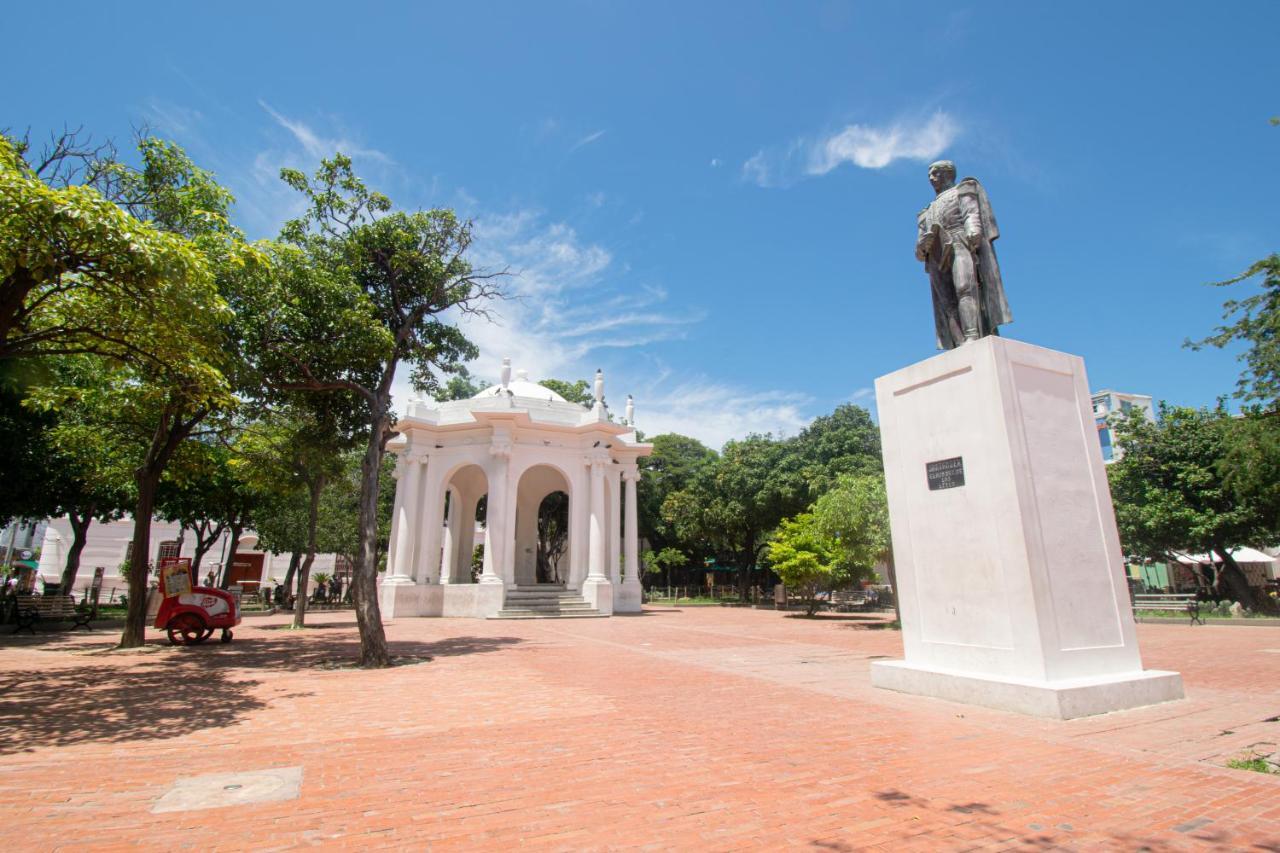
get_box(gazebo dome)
[473,368,568,403]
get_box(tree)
[663,433,805,599]
[636,433,716,582]
[641,546,688,591]
[790,403,883,496]
[765,513,842,615]
[0,133,212,364]
[242,155,501,666]
[0,363,131,590]
[1108,404,1272,610]
[435,367,481,401]
[155,438,257,577]
[811,473,896,621]
[540,377,593,406]
[236,403,358,628]
[1188,254,1280,407]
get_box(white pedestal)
[871,337,1183,719]
[378,582,429,619]
[614,582,642,613]
[581,577,614,615]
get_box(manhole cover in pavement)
[152,766,303,813]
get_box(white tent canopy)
[1172,547,1276,565]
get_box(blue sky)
[7,1,1277,446]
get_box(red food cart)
[154,558,241,645]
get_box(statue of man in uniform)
[915,160,1012,349]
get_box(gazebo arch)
[380,359,652,619]
[513,464,573,587]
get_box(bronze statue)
[915,161,1011,349]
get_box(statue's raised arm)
[916,161,1011,350]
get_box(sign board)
[91,566,105,592]
[706,572,715,589]
[926,456,965,491]
[159,558,193,598]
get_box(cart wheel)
[167,613,206,646]
[199,627,214,643]
[220,628,233,644]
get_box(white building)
[35,516,339,598]
[380,360,652,619]
[1091,389,1155,463]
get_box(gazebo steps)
[491,588,605,619]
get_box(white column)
[414,464,444,584]
[384,456,407,579]
[610,466,623,583]
[583,453,613,613]
[387,454,422,585]
[480,439,511,585]
[623,466,641,589]
[440,488,458,584]
[587,456,607,581]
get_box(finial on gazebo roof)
[625,394,635,426]
[594,369,604,405]
[500,357,512,391]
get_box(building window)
[1120,400,1133,413]
[158,540,181,560]
[1099,427,1114,462]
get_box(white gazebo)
[379,359,653,619]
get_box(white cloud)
[569,129,607,152]
[710,157,722,168]
[742,150,771,187]
[634,373,814,448]
[744,111,959,188]
[258,100,393,165]
[808,112,957,174]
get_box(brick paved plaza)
[1,607,1278,850]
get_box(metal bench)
[831,591,870,612]
[1132,593,1203,626]
[11,594,95,633]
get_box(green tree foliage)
[242,154,500,666]
[663,434,805,598]
[636,433,716,575]
[435,367,482,401]
[1108,404,1272,610]
[791,404,883,494]
[541,377,593,406]
[811,473,891,575]
[1188,255,1280,407]
[658,404,881,599]
[0,364,131,590]
[765,513,842,615]
[0,133,214,363]
[236,403,360,627]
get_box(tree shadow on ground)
[181,634,526,673]
[785,613,887,623]
[806,789,1271,851]
[0,660,268,756]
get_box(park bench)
[832,591,871,612]
[11,594,95,633]
[1132,593,1203,626]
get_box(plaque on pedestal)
[871,336,1183,719]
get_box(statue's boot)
[959,294,982,343]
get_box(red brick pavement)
[1,606,1278,851]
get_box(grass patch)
[1226,757,1276,774]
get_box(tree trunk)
[283,551,301,603]
[292,475,325,629]
[120,471,161,648]
[1213,546,1259,610]
[352,414,391,667]
[118,406,205,648]
[220,522,244,589]
[59,506,94,593]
